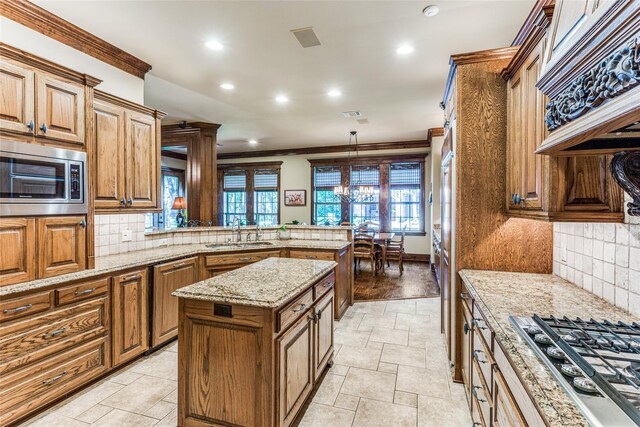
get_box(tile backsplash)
[94,214,348,257]
[553,216,640,316]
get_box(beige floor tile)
[385,300,417,315]
[381,344,426,368]
[340,367,396,402]
[22,411,89,427]
[333,393,360,411]
[298,403,355,427]
[334,327,371,347]
[416,299,439,316]
[162,389,178,404]
[312,374,345,405]
[394,390,418,408]
[334,344,382,370]
[75,405,114,424]
[328,363,350,376]
[130,350,177,381]
[377,361,398,373]
[394,313,432,331]
[351,301,387,315]
[396,365,450,397]
[360,313,397,329]
[55,381,125,419]
[334,312,364,330]
[369,327,409,345]
[101,375,176,414]
[108,370,143,386]
[144,400,176,420]
[366,340,384,350]
[164,341,178,352]
[155,408,177,427]
[90,408,158,427]
[352,398,417,427]
[417,395,471,427]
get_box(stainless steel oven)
[0,140,87,216]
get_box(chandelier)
[334,131,376,203]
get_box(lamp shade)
[172,196,186,210]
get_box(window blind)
[223,170,247,190]
[390,163,421,185]
[351,165,380,186]
[314,166,341,187]
[254,169,278,190]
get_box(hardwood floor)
[353,261,440,301]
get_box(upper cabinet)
[0,61,35,135]
[35,73,85,144]
[93,92,165,212]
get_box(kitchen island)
[173,257,337,427]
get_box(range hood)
[534,0,640,215]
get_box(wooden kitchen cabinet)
[313,290,334,381]
[35,73,85,144]
[151,257,198,347]
[0,218,36,286]
[93,91,165,212]
[36,216,87,278]
[111,269,149,366]
[0,61,35,135]
[493,368,527,427]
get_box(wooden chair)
[386,230,406,275]
[353,233,381,275]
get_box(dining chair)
[386,229,406,275]
[353,233,381,275]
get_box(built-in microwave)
[0,140,87,216]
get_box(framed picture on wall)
[285,190,306,206]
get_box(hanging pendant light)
[334,131,375,203]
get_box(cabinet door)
[277,313,314,427]
[0,61,34,135]
[125,111,157,209]
[36,216,86,278]
[506,67,524,211]
[545,0,601,65]
[35,73,84,144]
[152,257,197,347]
[0,218,36,286]
[94,100,126,210]
[112,269,149,365]
[335,249,350,319]
[313,290,334,381]
[493,368,527,427]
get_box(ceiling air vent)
[357,118,369,124]
[291,27,321,48]
[341,111,362,118]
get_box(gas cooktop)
[510,315,640,427]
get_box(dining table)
[373,232,395,273]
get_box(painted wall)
[161,156,187,171]
[218,148,432,255]
[0,17,144,103]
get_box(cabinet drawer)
[55,277,109,306]
[288,249,335,261]
[472,358,492,426]
[0,291,52,323]
[473,325,494,394]
[0,296,109,375]
[277,288,313,333]
[314,273,335,301]
[0,337,109,426]
[204,250,281,268]
[472,304,492,349]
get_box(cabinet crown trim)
[94,90,166,118]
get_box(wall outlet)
[121,229,132,242]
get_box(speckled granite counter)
[460,269,638,427]
[173,257,336,307]
[0,240,350,297]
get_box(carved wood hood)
[535,0,640,156]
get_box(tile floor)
[20,298,471,427]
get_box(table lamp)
[172,196,187,227]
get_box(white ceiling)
[36,0,533,153]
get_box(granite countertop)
[459,269,638,427]
[173,257,337,307]
[0,240,351,297]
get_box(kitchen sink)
[205,241,275,250]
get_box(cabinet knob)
[316,309,322,320]
[127,197,133,206]
[464,322,471,335]
[40,123,48,133]
[27,120,35,132]
[512,193,526,206]
[120,198,127,206]
[79,219,86,228]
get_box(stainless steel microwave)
[0,140,87,216]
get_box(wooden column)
[162,122,221,225]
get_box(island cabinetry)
[177,268,335,427]
[200,249,282,278]
[111,269,148,365]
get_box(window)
[161,168,185,228]
[350,165,380,227]
[313,166,342,226]
[390,162,422,231]
[310,157,425,233]
[218,163,281,226]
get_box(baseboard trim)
[404,253,430,262]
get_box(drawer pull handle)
[3,304,32,314]
[473,318,487,331]
[74,288,96,296]
[323,281,334,288]
[123,274,140,281]
[43,327,66,339]
[464,322,470,335]
[292,303,306,313]
[473,423,482,426]
[472,386,486,403]
[174,262,185,267]
[43,371,68,385]
[460,292,468,299]
[316,309,322,320]
[306,255,318,259]
[473,350,487,364]
[239,257,252,261]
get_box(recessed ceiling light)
[249,139,257,144]
[328,89,342,98]
[422,5,439,17]
[275,95,289,103]
[220,83,234,90]
[396,45,414,55]
[205,40,224,50]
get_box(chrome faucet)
[232,217,242,242]
[256,225,262,241]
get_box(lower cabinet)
[313,290,334,381]
[0,218,36,285]
[111,269,149,365]
[493,368,527,427]
[151,257,198,347]
[201,250,282,279]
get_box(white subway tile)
[615,287,628,311]
[593,240,604,260]
[630,269,640,294]
[583,274,593,292]
[615,244,629,268]
[603,223,616,242]
[593,259,603,280]
[603,262,615,284]
[615,266,629,290]
[592,278,603,297]
[603,281,615,304]
[603,243,615,264]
